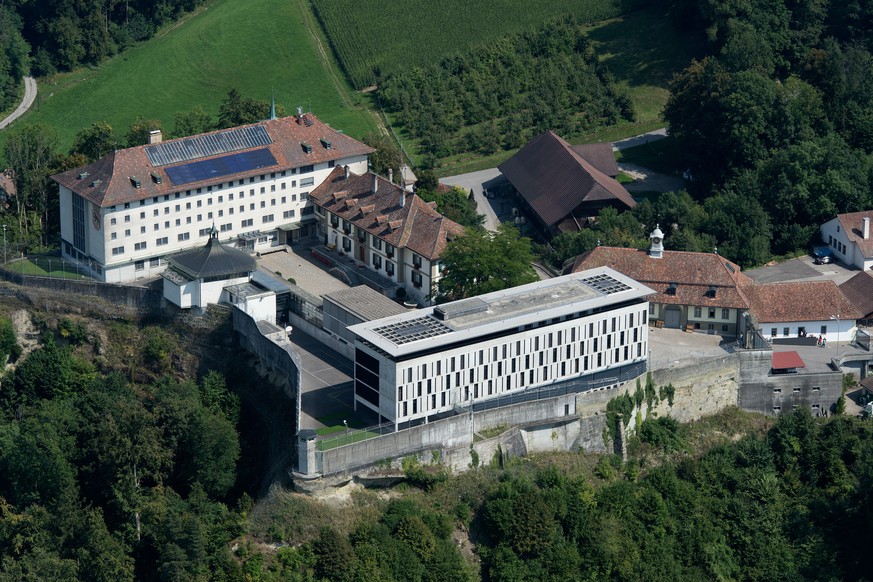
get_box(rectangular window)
[373,254,382,269]
[283,210,296,219]
[242,218,253,228]
[156,237,168,246]
[134,242,147,251]
[708,308,716,318]
[135,260,144,271]
[386,262,394,277]
[178,233,190,242]
[112,246,124,255]
[722,308,729,319]
[694,306,701,317]
[783,327,790,336]
[300,177,315,187]
[262,214,274,223]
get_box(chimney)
[148,129,162,144]
[343,165,349,180]
[864,217,870,240]
[400,190,406,208]
[388,168,394,184]
[372,173,378,193]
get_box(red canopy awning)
[772,351,806,370]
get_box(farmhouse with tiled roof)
[310,166,465,306]
[498,130,635,236]
[52,111,373,283]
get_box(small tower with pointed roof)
[649,224,664,259]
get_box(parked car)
[813,246,833,264]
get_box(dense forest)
[0,309,259,579]
[659,0,873,262]
[379,17,634,165]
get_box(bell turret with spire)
[649,224,664,259]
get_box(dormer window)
[665,282,678,296]
[301,142,313,154]
[706,285,717,298]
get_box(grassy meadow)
[9,0,378,154]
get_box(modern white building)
[348,267,653,427]
[310,167,465,306]
[820,211,873,270]
[51,112,373,283]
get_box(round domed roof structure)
[167,228,256,281]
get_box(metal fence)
[4,255,96,280]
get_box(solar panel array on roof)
[145,126,273,166]
[579,273,632,295]
[165,148,277,186]
[373,316,452,345]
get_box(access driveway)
[746,256,858,285]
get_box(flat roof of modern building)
[349,267,653,357]
[323,285,408,322]
[225,280,273,300]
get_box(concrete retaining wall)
[650,354,740,422]
[1,268,163,310]
[233,307,302,403]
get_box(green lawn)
[7,256,92,279]
[584,7,707,125]
[8,0,378,155]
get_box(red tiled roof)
[838,271,873,318]
[51,114,374,208]
[497,131,635,228]
[773,351,805,370]
[743,281,862,323]
[569,246,752,308]
[311,167,465,261]
[836,211,873,259]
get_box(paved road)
[439,168,505,231]
[746,255,858,286]
[612,128,668,151]
[0,76,37,130]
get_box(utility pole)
[3,224,7,269]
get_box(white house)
[820,211,873,270]
[310,167,465,306]
[348,267,653,427]
[743,280,861,342]
[51,112,373,283]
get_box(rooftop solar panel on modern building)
[165,148,278,186]
[373,316,452,345]
[145,126,273,166]
[579,274,631,295]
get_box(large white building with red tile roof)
[820,211,873,270]
[52,112,373,282]
[310,167,465,306]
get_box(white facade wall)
[821,218,873,270]
[762,318,856,342]
[355,302,649,424]
[61,157,368,282]
[322,211,442,305]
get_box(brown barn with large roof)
[839,271,873,324]
[498,131,635,236]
